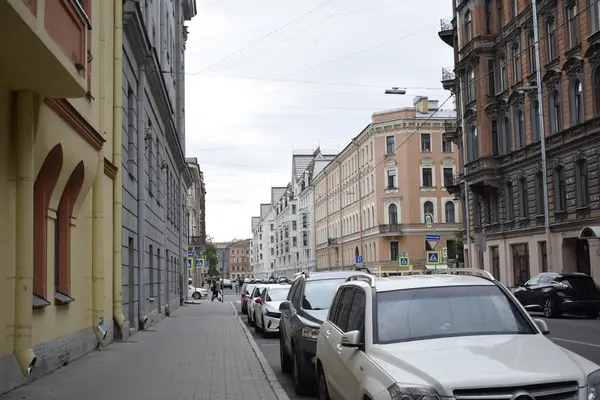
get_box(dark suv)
[514,272,600,318]
[278,270,372,394]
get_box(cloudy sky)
[184,0,454,242]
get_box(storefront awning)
[579,226,600,239]
[425,264,449,270]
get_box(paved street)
[1,296,283,400]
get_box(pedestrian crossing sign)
[399,256,410,266]
[426,251,441,264]
[196,259,204,269]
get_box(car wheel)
[192,292,201,300]
[543,297,560,318]
[292,348,307,395]
[317,364,331,400]
[586,311,599,319]
[280,335,292,374]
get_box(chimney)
[413,96,429,113]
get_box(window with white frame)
[442,134,453,152]
[387,169,397,189]
[386,135,395,154]
[388,203,398,225]
[423,201,434,220]
[592,0,600,34]
[444,200,456,223]
[422,167,433,187]
[443,167,454,187]
[421,133,432,152]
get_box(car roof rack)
[429,268,495,281]
[354,267,375,275]
[345,274,376,287]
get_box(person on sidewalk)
[211,278,223,302]
[211,279,219,302]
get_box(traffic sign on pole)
[425,234,440,241]
[195,259,204,269]
[426,251,441,264]
[355,255,363,266]
[442,247,448,259]
[425,214,433,228]
[399,256,410,267]
[188,251,195,257]
[187,258,193,270]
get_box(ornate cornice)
[508,91,525,108]
[543,68,562,89]
[563,56,584,80]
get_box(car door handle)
[336,344,343,352]
[325,329,331,338]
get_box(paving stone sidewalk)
[0,302,281,400]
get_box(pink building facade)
[314,97,462,273]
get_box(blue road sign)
[187,258,193,269]
[355,255,363,264]
[205,260,210,267]
[399,256,410,266]
[426,251,441,264]
[188,251,195,257]
[195,259,204,267]
[425,234,441,241]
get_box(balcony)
[438,17,454,47]
[1,0,91,97]
[444,174,463,198]
[328,238,340,246]
[190,236,206,246]
[441,67,457,91]
[443,121,459,144]
[464,156,504,193]
[379,224,403,236]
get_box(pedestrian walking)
[211,279,219,302]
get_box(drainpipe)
[92,0,107,345]
[453,0,473,267]
[137,60,148,329]
[337,160,343,267]
[13,90,37,376]
[112,0,125,334]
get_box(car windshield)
[266,288,290,301]
[376,285,535,344]
[302,278,346,310]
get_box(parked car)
[187,285,207,300]
[514,272,600,318]
[254,284,292,336]
[278,270,373,394]
[241,283,257,314]
[222,278,232,289]
[315,269,600,400]
[247,283,268,326]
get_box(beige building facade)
[314,97,462,274]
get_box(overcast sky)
[184,0,454,242]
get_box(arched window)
[549,90,562,133]
[515,108,525,149]
[423,201,434,219]
[570,79,584,124]
[468,125,479,161]
[445,201,456,223]
[465,10,473,41]
[501,116,511,154]
[467,68,475,102]
[594,68,600,116]
[530,100,540,141]
[389,204,398,225]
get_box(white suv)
[315,269,600,400]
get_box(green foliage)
[205,236,219,276]
[450,229,465,263]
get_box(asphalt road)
[221,288,600,399]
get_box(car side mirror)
[255,298,262,304]
[341,330,363,348]
[534,318,550,335]
[279,301,292,312]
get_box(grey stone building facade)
[120,0,196,337]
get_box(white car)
[247,283,267,326]
[315,268,600,400]
[188,285,207,300]
[254,284,291,335]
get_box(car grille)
[453,381,579,400]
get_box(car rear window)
[558,276,598,291]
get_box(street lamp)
[385,87,407,95]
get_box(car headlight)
[388,384,441,400]
[588,370,600,400]
[301,326,319,340]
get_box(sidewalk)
[1,302,285,400]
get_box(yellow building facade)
[0,0,125,393]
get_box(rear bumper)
[560,299,600,313]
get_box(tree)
[448,229,465,264]
[205,237,219,277]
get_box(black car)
[278,269,372,395]
[514,272,600,318]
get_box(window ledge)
[33,294,51,309]
[55,291,75,305]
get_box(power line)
[195,0,339,75]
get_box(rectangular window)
[443,167,454,187]
[387,169,397,189]
[512,43,522,83]
[491,119,499,156]
[592,2,600,33]
[535,172,545,215]
[505,182,514,220]
[519,178,529,218]
[488,59,496,95]
[567,4,579,49]
[512,244,530,286]
[420,133,431,152]
[499,58,507,92]
[422,167,433,187]
[485,0,492,34]
[386,135,395,154]
[127,86,135,170]
[554,167,566,212]
[539,241,548,273]
[546,18,557,61]
[527,32,536,74]
[490,246,500,280]
[497,0,504,30]
[576,160,589,207]
[149,244,154,297]
[442,136,453,152]
[390,241,399,262]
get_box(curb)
[230,302,290,400]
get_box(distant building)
[186,158,206,284]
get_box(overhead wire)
[195,0,339,75]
